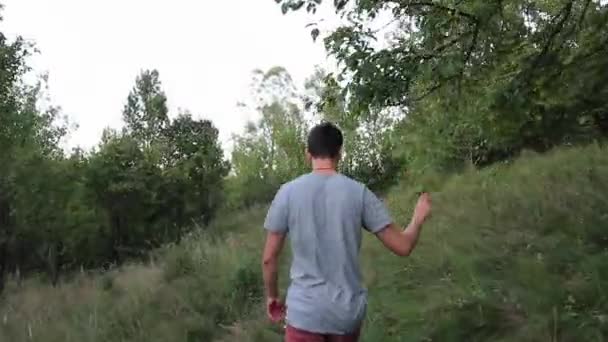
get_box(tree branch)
[561,0,593,44]
[463,23,480,67]
[405,73,461,103]
[400,1,479,23]
[372,17,401,34]
[419,31,468,60]
[578,0,592,28]
[560,37,608,71]
[530,1,574,71]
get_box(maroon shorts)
[285,325,360,342]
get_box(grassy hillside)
[1,145,607,341]
[365,145,608,341]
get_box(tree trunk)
[0,241,7,294]
[595,112,608,137]
[46,242,60,286]
[16,238,24,287]
[111,213,122,264]
[0,197,10,295]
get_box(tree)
[123,69,169,148]
[230,67,309,207]
[0,23,70,288]
[160,112,229,232]
[0,29,30,292]
[13,154,74,285]
[278,0,608,173]
[0,7,233,284]
[86,130,160,262]
[306,71,404,190]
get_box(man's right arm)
[374,193,431,257]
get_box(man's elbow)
[394,248,412,257]
[394,242,414,257]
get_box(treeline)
[0,33,228,290]
[0,35,402,292]
[0,27,403,292]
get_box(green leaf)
[334,0,347,11]
[311,28,320,42]
[281,3,290,14]
[291,0,305,11]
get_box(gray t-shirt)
[264,173,392,334]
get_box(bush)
[99,273,114,291]
[163,248,196,282]
[226,261,264,316]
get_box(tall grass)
[1,145,607,341]
[363,145,608,341]
[0,207,280,342]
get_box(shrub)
[163,248,196,282]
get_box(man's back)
[264,172,392,334]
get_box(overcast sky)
[1,0,337,150]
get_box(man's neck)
[311,159,337,175]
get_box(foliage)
[160,112,230,227]
[122,69,169,149]
[2,146,607,341]
[228,67,309,208]
[86,131,159,261]
[0,15,228,288]
[307,71,406,190]
[228,66,406,208]
[278,0,608,174]
[0,27,72,290]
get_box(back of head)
[307,122,343,159]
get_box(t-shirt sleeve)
[362,187,392,233]
[264,185,289,233]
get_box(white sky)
[1,0,337,151]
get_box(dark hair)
[307,122,343,159]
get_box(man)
[262,122,431,342]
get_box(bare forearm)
[400,218,424,255]
[262,258,279,298]
[377,220,425,257]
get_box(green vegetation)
[2,146,607,341]
[1,0,608,341]
[0,38,228,287]
[282,0,608,173]
[364,145,608,341]
[0,207,274,342]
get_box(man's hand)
[266,297,286,323]
[412,192,431,226]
